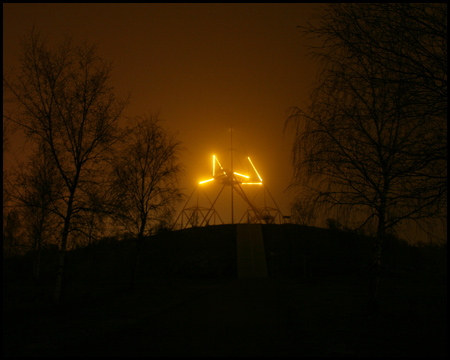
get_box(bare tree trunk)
[33,214,46,281]
[33,233,42,281]
[368,198,387,316]
[130,221,146,291]
[54,193,75,305]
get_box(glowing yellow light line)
[213,155,215,176]
[241,182,262,185]
[199,178,214,184]
[216,157,226,175]
[247,157,263,182]
[233,172,249,179]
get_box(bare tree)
[290,197,316,226]
[109,114,183,288]
[3,30,127,304]
[12,144,63,279]
[3,78,18,222]
[3,209,25,258]
[69,187,109,248]
[3,79,17,155]
[287,4,447,315]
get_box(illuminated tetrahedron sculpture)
[174,151,285,229]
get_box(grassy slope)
[3,224,447,357]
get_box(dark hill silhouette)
[135,223,444,280]
[4,224,445,295]
[3,224,446,357]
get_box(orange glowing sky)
[3,3,322,222]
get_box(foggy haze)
[3,3,321,222]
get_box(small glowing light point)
[234,172,249,179]
[199,178,214,184]
[241,182,262,185]
[248,157,263,182]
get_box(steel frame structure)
[173,130,285,229]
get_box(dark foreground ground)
[3,273,447,357]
